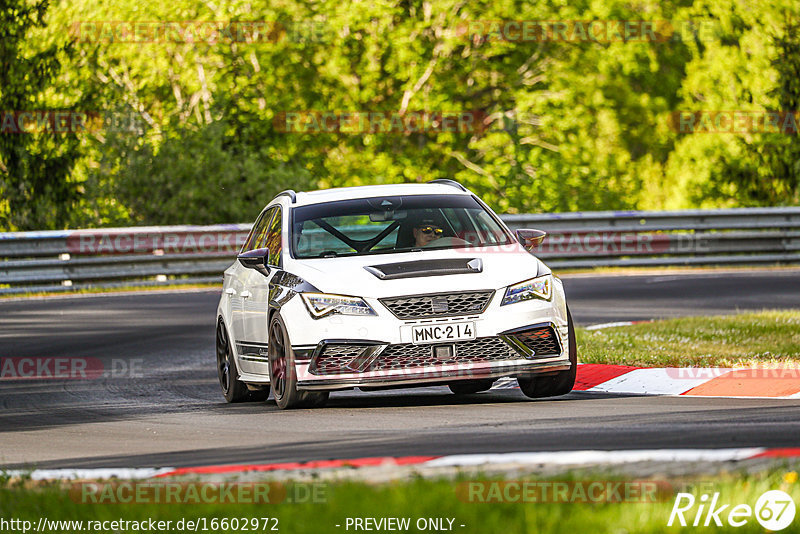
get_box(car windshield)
[291,194,514,258]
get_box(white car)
[215,180,576,409]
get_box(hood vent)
[364,258,483,280]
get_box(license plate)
[411,322,476,345]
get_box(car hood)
[284,247,548,298]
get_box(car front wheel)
[517,308,577,399]
[268,314,329,409]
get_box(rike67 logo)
[668,490,796,530]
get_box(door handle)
[240,290,252,299]
[224,288,236,296]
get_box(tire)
[268,314,329,409]
[518,308,577,399]
[448,379,495,395]
[216,319,268,403]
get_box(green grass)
[578,310,800,367]
[1,469,799,533]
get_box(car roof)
[288,183,471,207]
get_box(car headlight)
[300,292,377,318]
[501,274,553,305]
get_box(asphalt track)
[2,269,800,469]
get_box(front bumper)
[293,323,571,391]
[283,279,571,391]
[296,357,571,391]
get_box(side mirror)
[516,229,547,252]
[238,248,271,276]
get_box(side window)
[242,207,276,253]
[259,207,283,267]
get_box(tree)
[719,16,800,205]
[665,0,800,208]
[0,0,88,230]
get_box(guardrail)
[1,207,799,294]
[502,207,800,269]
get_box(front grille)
[310,337,519,375]
[374,337,515,371]
[379,290,494,319]
[510,326,561,356]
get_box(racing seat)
[395,222,416,249]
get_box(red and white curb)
[492,364,800,398]
[8,448,800,481]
